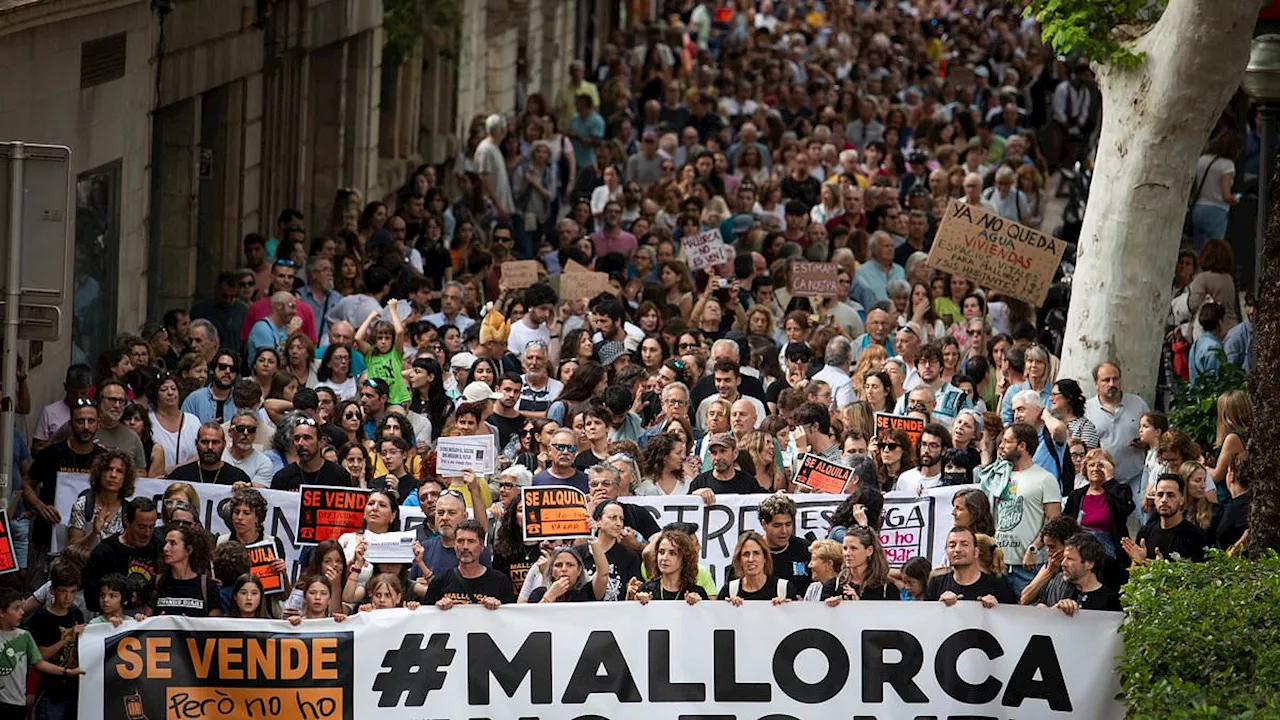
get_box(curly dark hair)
[493,494,528,561]
[229,488,269,537]
[639,433,681,481]
[653,529,699,591]
[160,521,213,577]
[89,449,136,502]
[212,540,250,586]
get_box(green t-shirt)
[366,348,410,406]
[0,628,42,705]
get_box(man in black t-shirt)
[424,520,514,608]
[271,419,352,491]
[925,527,1017,606]
[486,373,526,451]
[746,494,811,596]
[1124,473,1206,565]
[586,464,660,550]
[690,434,766,500]
[84,497,161,612]
[1051,533,1120,614]
[166,422,252,486]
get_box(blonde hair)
[975,533,1006,576]
[1178,461,1214,531]
[1215,389,1253,448]
[807,539,843,573]
[851,345,889,394]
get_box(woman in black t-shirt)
[718,531,793,604]
[492,493,546,599]
[152,522,221,617]
[820,526,898,604]
[529,542,608,603]
[636,530,708,604]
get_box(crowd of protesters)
[0,0,1261,717]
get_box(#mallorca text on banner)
[80,604,1124,720]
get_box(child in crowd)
[228,574,274,619]
[357,573,422,613]
[88,574,136,628]
[213,540,251,615]
[24,545,92,619]
[288,575,348,625]
[356,301,410,407]
[893,556,932,601]
[27,563,88,719]
[0,588,85,717]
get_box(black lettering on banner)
[649,630,706,702]
[861,630,927,703]
[1001,635,1072,712]
[934,629,1003,704]
[561,631,642,704]
[772,629,848,703]
[702,504,736,559]
[712,630,770,702]
[467,632,552,705]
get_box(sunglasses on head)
[440,489,465,499]
[296,417,318,427]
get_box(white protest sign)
[683,228,734,271]
[363,530,417,564]
[435,435,496,476]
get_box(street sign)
[0,301,61,341]
[0,143,72,305]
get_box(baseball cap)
[450,352,478,370]
[597,340,627,367]
[462,381,502,403]
[707,433,737,451]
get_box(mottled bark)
[1248,161,1280,553]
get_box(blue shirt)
[314,346,367,376]
[423,312,474,334]
[532,468,589,494]
[1223,320,1253,374]
[999,380,1053,425]
[568,112,605,169]
[1033,429,1068,482]
[853,260,905,303]
[1190,333,1224,385]
[181,387,239,424]
[298,287,343,340]
[247,318,288,359]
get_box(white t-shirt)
[149,411,201,467]
[474,138,513,214]
[507,318,552,357]
[1193,154,1235,210]
[223,448,274,486]
[990,464,1062,564]
[894,468,941,495]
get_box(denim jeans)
[38,693,74,720]
[1005,564,1038,598]
[1190,204,1229,250]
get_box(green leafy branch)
[1023,0,1167,68]
[384,0,464,60]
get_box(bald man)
[730,398,760,434]
[246,291,299,359]
[315,319,369,376]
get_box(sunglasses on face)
[552,443,577,453]
[238,280,255,288]
[344,411,361,420]
[231,425,257,435]
[881,442,902,451]
[216,362,237,372]
[679,342,698,350]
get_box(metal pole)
[0,142,23,511]
[1258,106,1278,283]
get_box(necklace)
[198,465,223,485]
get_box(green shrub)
[1120,551,1280,718]
[1166,352,1246,453]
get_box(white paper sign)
[363,530,417,564]
[684,228,734,271]
[435,435,496,476]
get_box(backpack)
[1041,425,1075,496]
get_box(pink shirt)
[1079,492,1111,533]
[590,229,638,258]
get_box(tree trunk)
[1248,164,1280,552]
[1057,0,1262,401]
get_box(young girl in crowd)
[228,574,273,619]
[358,573,422,613]
[356,300,411,407]
[285,539,347,618]
[288,575,348,624]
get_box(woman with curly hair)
[871,428,915,492]
[637,433,693,496]
[635,530,707,603]
[219,487,288,614]
[67,450,136,549]
[152,521,220,616]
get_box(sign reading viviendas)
[926,200,1067,306]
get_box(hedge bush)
[1120,551,1280,718]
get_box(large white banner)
[78,603,1124,720]
[622,485,965,581]
[54,473,966,579]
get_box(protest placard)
[522,485,592,542]
[684,228,734,271]
[245,540,286,595]
[875,412,926,446]
[789,262,842,297]
[436,435,496,476]
[500,260,540,290]
[0,510,16,575]
[793,453,855,493]
[561,271,615,302]
[296,485,370,546]
[364,530,417,564]
[927,200,1067,306]
[563,259,591,273]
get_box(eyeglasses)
[498,481,517,490]
[274,258,298,268]
[664,397,688,406]
[99,395,127,405]
[231,424,257,434]
[552,443,577,453]
[238,280,255,288]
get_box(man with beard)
[166,422,252,486]
[82,497,161,612]
[1051,532,1120,614]
[424,520,513,608]
[925,526,1017,606]
[586,464,659,551]
[984,423,1062,597]
[532,429,590,493]
[895,423,951,494]
[487,373,526,450]
[221,410,272,487]
[690,434,766,501]
[298,254,342,341]
[51,379,145,468]
[518,340,562,417]
[1084,361,1149,494]
[240,257,318,344]
[270,418,352,491]
[895,342,971,429]
[1124,473,1207,564]
[411,478,445,542]
[181,350,240,423]
[417,493,493,580]
[507,284,560,356]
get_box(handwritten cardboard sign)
[246,540,286,594]
[684,228,734,271]
[926,200,1066,306]
[436,435,497,476]
[793,454,855,493]
[522,485,592,542]
[563,259,592,274]
[875,412,925,447]
[561,271,615,302]
[500,260,541,290]
[789,262,842,297]
[296,485,370,546]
